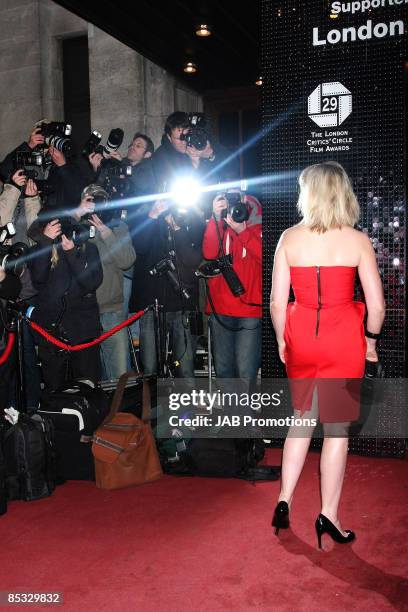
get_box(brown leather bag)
[92,374,162,490]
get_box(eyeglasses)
[128,142,147,150]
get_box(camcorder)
[180,113,209,151]
[38,121,73,155]
[220,192,249,223]
[149,257,191,301]
[0,222,28,277]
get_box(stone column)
[0,0,41,160]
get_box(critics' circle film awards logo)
[308,82,352,128]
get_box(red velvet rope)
[0,332,16,365]
[27,309,146,352]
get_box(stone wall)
[0,0,202,160]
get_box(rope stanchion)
[0,332,15,365]
[27,309,146,352]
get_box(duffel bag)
[92,374,162,490]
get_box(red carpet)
[1,449,408,611]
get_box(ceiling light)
[183,62,197,74]
[329,12,339,18]
[195,24,212,37]
[255,76,263,86]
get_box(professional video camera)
[38,121,72,155]
[180,113,209,151]
[81,184,124,225]
[150,256,191,300]
[220,191,249,224]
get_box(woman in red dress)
[270,161,385,548]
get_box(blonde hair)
[297,161,359,233]
[51,245,59,269]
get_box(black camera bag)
[39,381,110,481]
[3,413,56,501]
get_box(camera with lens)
[14,150,50,181]
[81,184,124,226]
[180,113,209,151]
[196,253,245,298]
[57,217,95,247]
[96,128,124,159]
[38,121,73,155]
[220,192,249,224]
[82,130,102,157]
[149,256,191,301]
[102,161,133,200]
[0,242,29,277]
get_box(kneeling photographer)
[72,184,136,380]
[202,189,262,381]
[129,197,204,378]
[27,210,103,391]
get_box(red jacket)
[202,196,262,318]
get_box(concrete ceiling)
[52,0,260,93]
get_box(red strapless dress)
[284,266,366,422]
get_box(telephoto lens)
[97,128,124,158]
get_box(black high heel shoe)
[315,513,356,549]
[272,501,289,535]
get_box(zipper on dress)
[315,266,321,337]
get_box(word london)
[313,18,404,46]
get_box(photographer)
[151,112,193,191]
[129,198,204,377]
[73,186,136,380]
[0,266,21,411]
[202,191,262,380]
[0,123,85,212]
[0,170,42,409]
[27,213,103,391]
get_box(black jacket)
[28,238,103,344]
[151,136,192,192]
[129,212,204,313]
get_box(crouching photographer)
[72,185,136,380]
[26,211,103,391]
[202,190,262,381]
[129,198,204,378]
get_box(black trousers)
[38,342,101,391]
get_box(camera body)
[220,192,250,224]
[58,217,95,247]
[14,150,50,181]
[180,113,209,151]
[82,131,102,157]
[95,128,124,158]
[81,184,124,225]
[102,161,133,200]
[0,242,28,277]
[38,121,72,155]
[149,257,191,301]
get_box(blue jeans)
[100,310,129,380]
[140,310,197,378]
[209,315,261,380]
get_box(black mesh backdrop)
[261,0,407,456]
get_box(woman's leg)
[278,387,318,505]
[320,422,350,534]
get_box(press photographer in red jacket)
[202,191,262,380]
